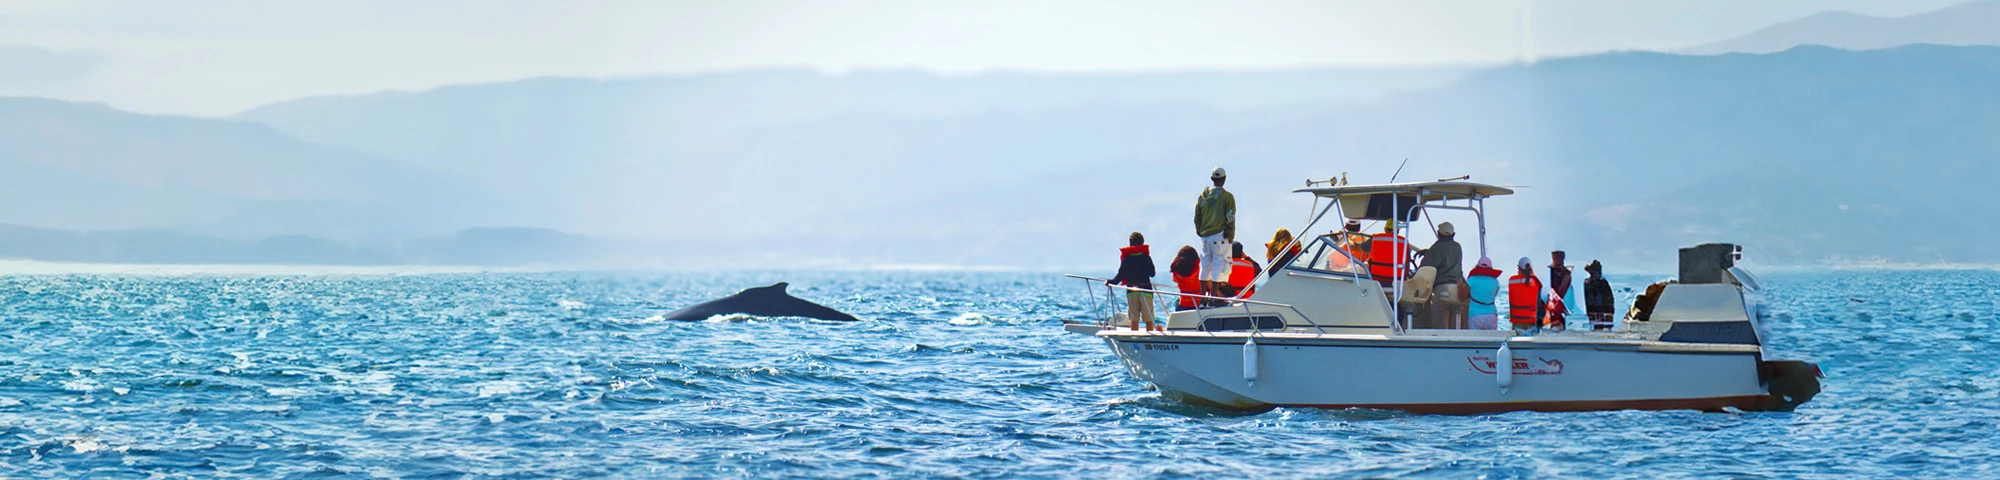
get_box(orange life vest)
[1172,270,1202,308]
[1369,233,1407,284]
[1229,257,1258,297]
[1327,250,1353,271]
[1507,274,1543,327]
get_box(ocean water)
[0,269,1994,478]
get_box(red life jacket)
[1172,270,1202,308]
[1229,257,1258,297]
[1369,233,1407,284]
[1507,274,1543,327]
[1546,296,1567,326]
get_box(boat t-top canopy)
[1277,179,1509,329]
[1292,180,1514,202]
[1293,180,1513,225]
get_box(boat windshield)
[1286,235,1369,277]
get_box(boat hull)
[1106,333,1774,414]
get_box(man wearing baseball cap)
[1193,167,1236,299]
[1416,222,1465,326]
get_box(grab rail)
[1064,274,1298,308]
[1064,274,1328,335]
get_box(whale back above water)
[663,282,859,321]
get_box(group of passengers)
[1106,167,1618,334]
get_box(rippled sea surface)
[0,269,1994,478]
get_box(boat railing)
[1063,274,1326,334]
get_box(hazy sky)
[0,0,1970,116]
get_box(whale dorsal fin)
[741,282,788,296]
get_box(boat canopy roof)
[1292,180,1514,202]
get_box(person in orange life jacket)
[1369,221,1410,288]
[1545,250,1572,332]
[1331,220,1368,272]
[1222,242,1261,298]
[1264,228,1302,276]
[1169,245,1205,311]
[1507,257,1548,335]
[1106,232,1162,332]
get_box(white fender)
[1243,336,1259,386]
[1496,341,1514,391]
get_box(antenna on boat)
[1387,158,1409,183]
[1437,175,1470,182]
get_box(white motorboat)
[1065,180,1821,413]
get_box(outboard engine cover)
[1678,243,1738,284]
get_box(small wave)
[618,314,669,325]
[65,437,106,454]
[703,313,757,323]
[556,299,589,310]
[475,381,526,397]
[266,387,311,397]
[949,313,1001,326]
[59,378,102,393]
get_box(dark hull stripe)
[1115,338,1757,354]
[1285,395,1776,415]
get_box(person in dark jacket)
[1108,232,1161,331]
[1584,260,1615,331]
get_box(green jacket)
[1418,237,1463,287]
[1194,186,1235,239]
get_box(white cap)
[1518,257,1532,269]
[1438,222,1455,236]
[1211,167,1227,179]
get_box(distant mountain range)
[1686,0,2000,54]
[0,224,621,266]
[1169,44,2000,268]
[4,44,1999,269]
[229,68,1472,238]
[0,97,503,242]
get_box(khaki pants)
[1126,292,1156,330]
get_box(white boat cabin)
[1157,180,1512,335]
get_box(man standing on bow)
[1194,167,1236,299]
